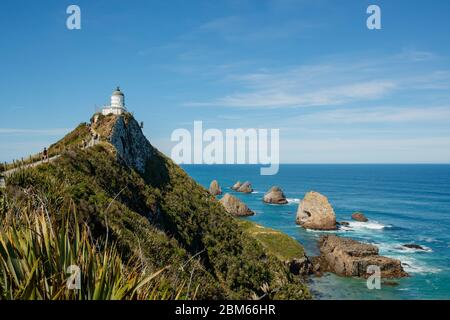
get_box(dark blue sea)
[182,164,450,300]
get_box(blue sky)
[1,0,450,163]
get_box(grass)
[0,191,179,300]
[237,220,305,261]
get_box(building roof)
[112,86,124,96]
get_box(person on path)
[43,147,48,162]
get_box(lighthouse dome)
[112,87,124,96]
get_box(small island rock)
[237,181,253,193]
[352,212,369,222]
[219,193,255,217]
[263,186,288,204]
[231,181,242,191]
[318,235,408,278]
[209,180,222,196]
[296,191,337,230]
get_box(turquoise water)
[182,164,450,300]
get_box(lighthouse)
[102,87,127,115]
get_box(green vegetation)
[0,191,187,300]
[48,123,91,157]
[238,220,305,261]
[1,114,310,300]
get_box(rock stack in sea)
[209,180,222,196]
[231,181,242,191]
[316,235,408,278]
[219,193,255,217]
[296,191,337,230]
[351,212,368,222]
[231,181,253,193]
[263,186,288,204]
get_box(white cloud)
[299,106,450,124]
[183,51,450,109]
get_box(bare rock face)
[296,191,337,230]
[109,115,155,175]
[231,181,242,191]
[286,256,314,276]
[352,212,368,222]
[318,235,408,278]
[219,193,255,217]
[263,186,288,204]
[237,181,253,193]
[209,180,222,196]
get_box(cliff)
[1,113,310,300]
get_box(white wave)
[251,191,261,194]
[346,221,389,230]
[286,198,300,204]
[304,228,339,234]
[376,242,433,254]
[395,256,442,274]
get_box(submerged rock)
[318,235,408,279]
[296,191,337,230]
[237,181,253,193]
[403,244,426,251]
[263,186,288,204]
[219,193,255,217]
[209,180,222,196]
[338,221,350,227]
[352,212,369,222]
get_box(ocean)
[182,164,450,300]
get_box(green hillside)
[0,113,310,300]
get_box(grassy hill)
[0,113,310,300]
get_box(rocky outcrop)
[263,186,288,204]
[109,114,155,174]
[403,244,426,251]
[352,212,368,222]
[237,181,253,193]
[296,191,337,230]
[231,181,242,191]
[286,256,314,276]
[209,180,222,196]
[317,235,408,278]
[219,193,255,217]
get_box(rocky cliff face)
[109,115,155,175]
[317,235,408,279]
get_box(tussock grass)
[0,191,189,300]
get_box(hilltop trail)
[0,127,100,188]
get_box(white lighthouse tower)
[102,87,127,116]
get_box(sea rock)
[219,193,255,217]
[286,256,313,276]
[352,212,368,222]
[209,180,222,196]
[263,186,288,204]
[403,244,426,251]
[231,181,242,191]
[318,235,408,278]
[338,221,350,227]
[296,191,337,230]
[237,181,253,193]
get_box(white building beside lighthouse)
[102,87,127,116]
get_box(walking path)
[0,127,100,189]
